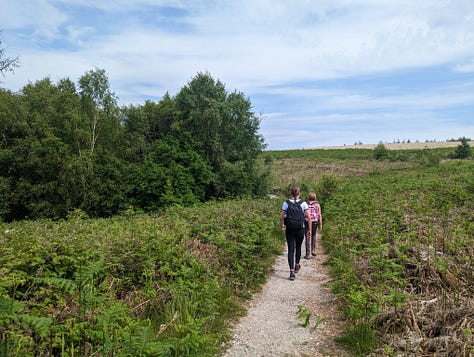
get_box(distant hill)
[317,141,474,150]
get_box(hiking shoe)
[295,264,301,273]
[304,255,310,259]
[289,272,295,281]
[311,252,316,256]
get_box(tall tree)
[74,69,125,217]
[175,72,227,168]
[0,79,72,220]
[174,72,268,198]
[53,78,88,155]
[453,137,472,159]
[120,104,150,163]
[79,69,119,154]
[0,89,26,219]
[222,90,266,162]
[119,95,177,163]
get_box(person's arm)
[280,210,286,230]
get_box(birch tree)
[78,69,118,154]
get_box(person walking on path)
[304,192,323,259]
[280,186,311,280]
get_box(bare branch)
[0,39,20,78]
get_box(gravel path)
[222,233,347,356]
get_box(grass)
[263,147,455,194]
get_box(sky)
[1,0,473,150]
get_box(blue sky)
[1,0,473,150]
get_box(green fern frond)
[21,314,53,338]
[0,296,25,320]
[128,325,171,355]
[34,277,77,294]
[297,305,312,328]
[74,257,106,288]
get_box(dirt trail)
[222,233,347,356]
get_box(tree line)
[0,69,269,221]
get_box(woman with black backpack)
[280,186,312,281]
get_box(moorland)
[1,141,473,356]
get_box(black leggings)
[286,228,305,270]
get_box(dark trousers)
[286,228,305,270]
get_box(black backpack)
[284,199,304,231]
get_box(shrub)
[419,149,441,166]
[317,174,338,204]
[373,143,389,160]
[453,137,472,159]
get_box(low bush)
[323,160,474,355]
[0,198,282,356]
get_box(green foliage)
[316,174,338,204]
[418,148,441,166]
[129,135,212,211]
[323,160,474,354]
[0,198,282,356]
[0,77,118,220]
[335,323,376,356]
[173,71,268,199]
[59,151,127,217]
[296,306,326,333]
[78,68,120,154]
[373,143,389,160]
[0,70,268,221]
[453,137,472,159]
[268,147,474,354]
[174,72,227,166]
[297,305,312,327]
[266,148,375,161]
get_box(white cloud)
[1,0,474,149]
[5,1,474,87]
[0,0,68,39]
[454,59,474,73]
